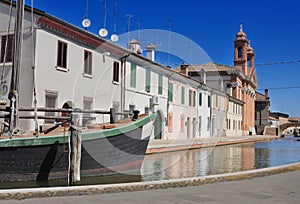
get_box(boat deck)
[0,114,148,140]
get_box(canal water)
[1,136,300,189]
[142,135,300,181]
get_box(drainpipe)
[166,71,176,139]
[120,54,130,112]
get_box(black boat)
[0,113,156,182]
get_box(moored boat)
[0,113,156,182]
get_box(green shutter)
[145,68,151,93]
[181,86,185,105]
[158,74,163,95]
[208,95,211,108]
[199,92,202,106]
[130,63,136,88]
[189,90,192,106]
[168,82,173,102]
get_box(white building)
[0,1,212,141]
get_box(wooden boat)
[0,113,156,182]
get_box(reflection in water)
[142,136,300,181]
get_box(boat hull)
[0,115,155,182]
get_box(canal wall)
[0,162,299,200]
[146,135,278,154]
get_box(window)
[207,117,210,131]
[199,116,202,132]
[45,91,58,124]
[1,34,14,63]
[84,50,92,75]
[83,97,93,110]
[130,63,136,88]
[113,61,120,83]
[168,82,173,102]
[238,47,243,58]
[56,41,67,68]
[199,92,202,106]
[181,86,185,105]
[145,68,151,92]
[180,114,184,132]
[168,112,173,133]
[189,90,196,107]
[83,97,93,126]
[158,74,163,95]
[208,95,211,108]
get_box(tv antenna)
[111,0,119,42]
[167,19,171,66]
[82,0,91,30]
[126,14,133,43]
[99,0,108,37]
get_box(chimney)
[200,69,206,84]
[180,62,189,75]
[145,43,156,61]
[265,88,269,99]
[128,39,142,54]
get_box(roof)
[269,116,279,121]
[288,117,300,122]
[255,91,270,102]
[174,62,234,73]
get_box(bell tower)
[234,23,249,75]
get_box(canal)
[142,135,300,181]
[1,136,300,189]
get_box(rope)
[0,0,13,83]
[30,0,39,135]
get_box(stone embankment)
[147,135,278,154]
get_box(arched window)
[238,47,243,58]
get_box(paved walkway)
[147,135,278,154]
[1,169,300,204]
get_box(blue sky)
[26,0,300,117]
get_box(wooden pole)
[69,112,82,186]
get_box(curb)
[0,162,300,200]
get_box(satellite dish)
[99,28,108,37]
[111,34,119,42]
[82,18,91,28]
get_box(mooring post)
[69,112,82,186]
[110,108,116,124]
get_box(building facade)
[255,89,270,135]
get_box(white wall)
[226,101,243,136]
[124,62,168,139]
[167,80,198,140]
[34,29,121,129]
[198,90,211,138]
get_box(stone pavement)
[1,168,300,204]
[1,163,300,203]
